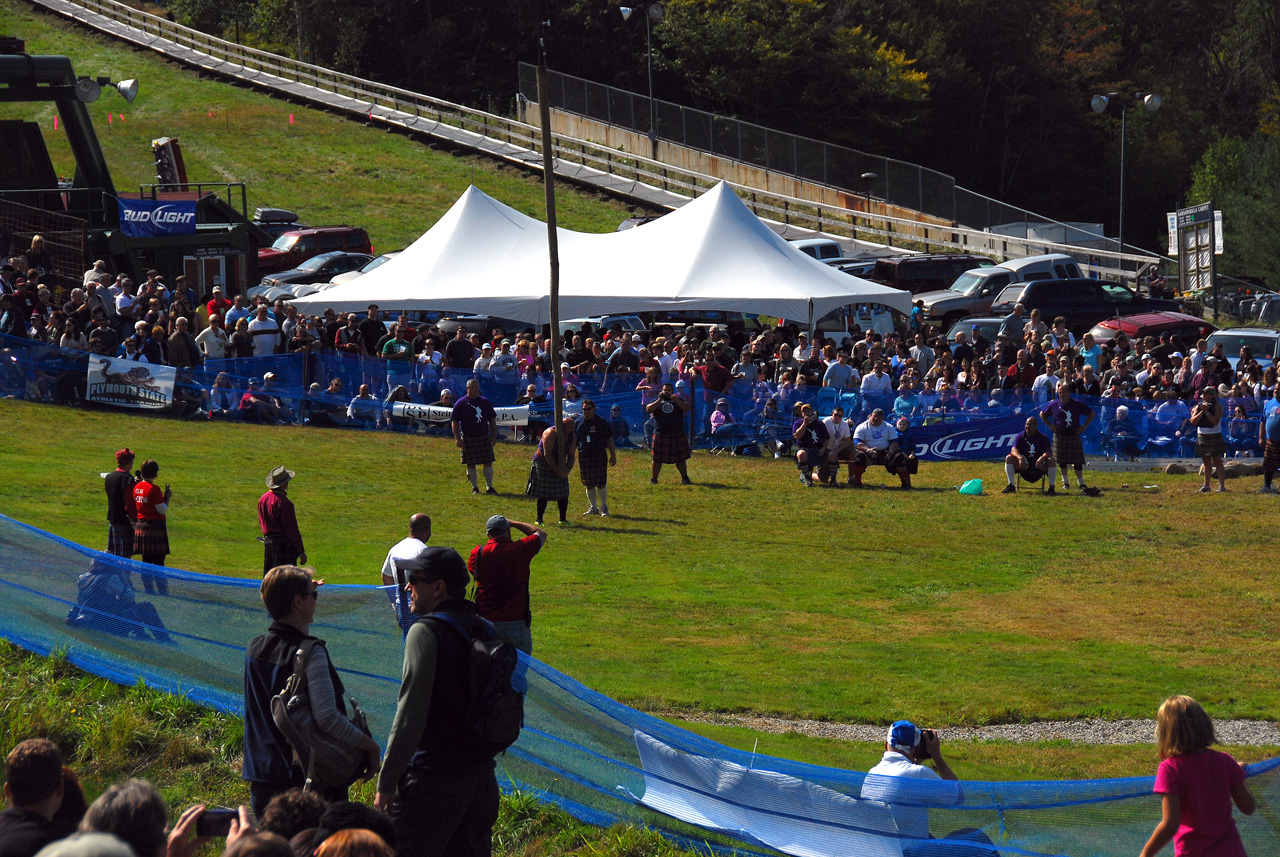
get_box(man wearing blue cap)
[860,721,995,856]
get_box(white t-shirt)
[861,372,893,398]
[248,316,280,356]
[380,537,429,585]
[195,326,229,359]
[860,751,961,840]
[854,418,898,450]
[822,416,851,449]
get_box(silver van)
[918,254,1083,329]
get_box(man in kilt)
[131,459,172,596]
[257,466,306,574]
[1039,381,1097,494]
[105,448,137,557]
[646,382,692,484]
[575,399,617,516]
[1259,388,1280,493]
[452,378,499,495]
[528,417,576,526]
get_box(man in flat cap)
[257,467,306,574]
[374,546,502,857]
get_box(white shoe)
[600,506,610,517]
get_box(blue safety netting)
[2,332,1269,462]
[0,512,1276,857]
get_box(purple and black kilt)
[263,534,299,575]
[133,520,170,558]
[652,430,690,464]
[1196,431,1227,459]
[108,523,135,557]
[1052,430,1086,467]
[579,453,609,487]
[1264,440,1280,472]
[460,432,495,466]
[527,457,570,500]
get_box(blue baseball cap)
[887,720,921,755]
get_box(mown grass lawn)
[0,0,642,250]
[3,398,1278,735]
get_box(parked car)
[990,278,1181,335]
[918,254,1085,329]
[260,251,372,288]
[328,250,402,287]
[788,238,845,261]
[944,316,1005,347]
[252,207,308,239]
[1206,328,1280,372]
[826,258,877,277]
[257,226,372,275]
[870,253,995,294]
[1086,312,1216,348]
[436,316,540,339]
[562,314,651,341]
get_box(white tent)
[290,182,912,324]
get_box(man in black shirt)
[0,739,64,857]
[358,306,387,357]
[444,326,475,369]
[104,449,136,557]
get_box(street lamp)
[620,3,664,141]
[1091,91,1161,254]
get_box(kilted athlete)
[645,383,692,485]
[452,378,498,495]
[1039,381,1096,494]
[258,466,306,574]
[104,448,137,557]
[132,459,172,596]
[527,417,576,526]
[576,399,617,516]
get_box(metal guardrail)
[47,0,1168,279]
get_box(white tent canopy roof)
[290,182,912,323]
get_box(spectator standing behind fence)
[196,315,229,360]
[244,566,382,817]
[259,467,307,575]
[1139,695,1255,857]
[646,382,692,485]
[373,547,500,857]
[131,459,171,596]
[576,399,616,517]
[104,448,136,558]
[0,738,64,857]
[250,307,281,358]
[468,515,545,654]
[452,379,498,496]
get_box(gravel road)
[675,712,1280,746]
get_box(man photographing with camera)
[860,721,996,857]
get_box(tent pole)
[537,41,567,470]
[807,299,816,349]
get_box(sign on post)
[1175,201,1216,320]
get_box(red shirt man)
[206,288,232,320]
[467,516,546,655]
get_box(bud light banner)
[117,199,197,238]
[910,412,1033,461]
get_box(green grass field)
[0,1,642,250]
[4,399,1278,751]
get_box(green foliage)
[1190,134,1280,288]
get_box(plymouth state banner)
[86,357,176,410]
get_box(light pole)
[1091,91,1161,255]
[620,4,664,142]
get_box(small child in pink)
[1139,695,1256,857]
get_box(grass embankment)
[0,641,684,857]
[0,0,642,249]
[3,399,1279,756]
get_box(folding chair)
[1016,466,1046,493]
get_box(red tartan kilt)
[579,453,609,487]
[133,520,170,558]
[652,430,690,464]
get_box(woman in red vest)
[132,459,173,596]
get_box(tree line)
[164,0,1279,282]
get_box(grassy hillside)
[0,0,643,250]
[3,398,1279,736]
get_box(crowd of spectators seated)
[2,253,1273,458]
[0,738,395,857]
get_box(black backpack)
[424,611,524,755]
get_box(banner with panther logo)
[87,356,175,409]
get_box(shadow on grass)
[575,526,661,536]
[602,515,687,525]
[687,482,748,490]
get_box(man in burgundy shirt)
[467,515,546,655]
[257,466,306,574]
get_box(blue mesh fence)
[0,512,1277,857]
[3,332,1267,462]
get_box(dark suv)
[990,278,1181,335]
[871,254,994,294]
[258,226,372,274]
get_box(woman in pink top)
[1139,695,1256,857]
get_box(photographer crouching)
[859,721,997,857]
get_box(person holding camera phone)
[861,721,997,857]
[645,382,692,485]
